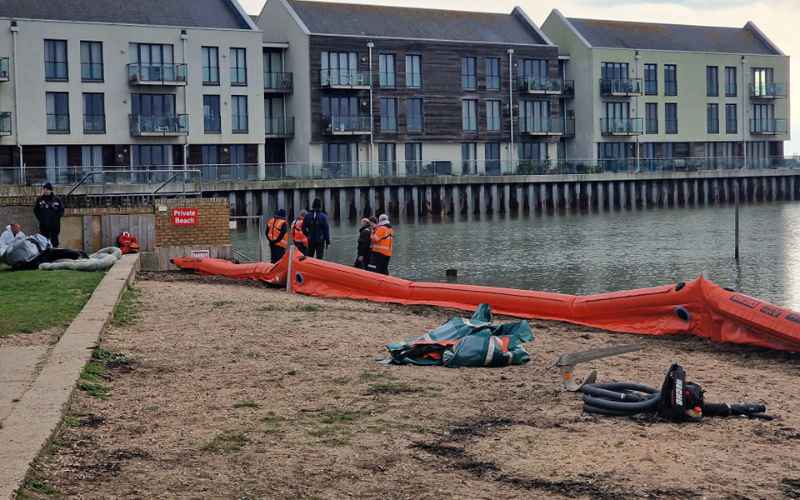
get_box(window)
[203,95,221,133]
[379,54,395,88]
[522,58,549,82]
[645,103,658,134]
[131,94,179,134]
[486,100,501,132]
[46,92,70,133]
[81,146,103,174]
[202,47,219,85]
[707,103,719,134]
[462,99,477,132]
[665,103,678,134]
[378,143,396,176]
[263,50,283,89]
[82,93,105,134]
[726,104,738,134]
[80,41,103,82]
[323,143,354,177]
[232,95,248,133]
[752,67,774,97]
[486,57,500,91]
[461,57,477,90]
[752,103,775,133]
[380,97,397,132]
[706,66,719,97]
[519,142,546,162]
[321,51,358,86]
[520,100,550,134]
[725,66,737,97]
[134,145,172,170]
[405,143,422,175]
[45,40,68,81]
[601,62,629,81]
[46,146,68,184]
[322,96,359,131]
[664,65,677,96]
[406,98,423,132]
[644,63,657,95]
[461,143,477,175]
[230,48,247,85]
[405,55,422,88]
[485,143,501,176]
[264,96,285,135]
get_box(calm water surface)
[231,202,800,311]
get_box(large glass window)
[45,40,68,81]
[664,64,677,96]
[82,93,105,134]
[379,54,395,88]
[322,143,354,177]
[601,62,629,81]
[461,143,477,175]
[131,93,178,134]
[485,143,501,176]
[80,41,103,82]
[486,57,500,91]
[645,103,658,134]
[520,100,550,133]
[644,63,657,95]
[461,57,477,90]
[202,46,219,85]
[725,66,737,97]
[707,103,719,134]
[522,58,549,81]
[230,48,247,86]
[264,96,285,135]
[665,103,678,134]
[321,51,358,86]
[203,95,221,133]
[726,104,738,134]
[46,92,70,133]
[519,142,546,162]
[462,99,477,132]
[378,143,396,176]
[405,143,422,175]
[752,67,774,97]
[405,55,421,88]
[706,66,719,97]
[486,100,501,132]
[232,95,248,133]
[406,98,423,132]
[380,97,397,132]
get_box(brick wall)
[0,195,38,235]
[154,198,230,248]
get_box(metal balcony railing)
[600,78,643,96]
[320,69,371,88]
[47,114,70,134]
[750,118,787,135]
[129,114,189,136]
[601,117,644,136]
[81,62,104,82]
[127,63,188,85]
[83,115,106,134]
[563,118,575,137]
[750,82,787,99]
[0,112,11,135]
[562,80,575,98]
[323,115,371,135]
[0,57,9,81]
[517,77,563,94]
[519,117,564,136]
[265,117,295,138]
[264,72,293,92]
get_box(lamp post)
[367,42,375,177]
[634,50,641,172]
[508,49,515,173]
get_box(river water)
[231,202,800,311]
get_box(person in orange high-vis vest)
[266,209,288,263]
[291,210,309,255]
[368,214,394,275]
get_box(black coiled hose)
[582,383,661,416]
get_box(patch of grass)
[78,382,110,400]
[112,286,141,327]
[202,431,249,453]
[63,415,81,428]
[262,412,283,433]
[233,400,260,409]
[0,266,105,336]
[91,348,130,368]
[367,381,424,396]
[21,479,61,497]
[80,361,107,382]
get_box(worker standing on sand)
[292,210,309,256]
[266,209,288,264]
[354,217,373,269]
[368,214,394,275]
[303,198,330,260]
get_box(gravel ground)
[20,273,800,499]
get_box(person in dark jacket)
[354,217,373,269]
[303,198,330,260]
[34,182,65,247]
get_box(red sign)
[172,208,198,226]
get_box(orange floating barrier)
[171,256,287,286]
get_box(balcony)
[0,57,8,82]
[519,117,563,136]
[127,63,188,86]
[750,118,787,136]
[265,117,295,138]
[517,77,563,95]
[600,78,643,97]
[129,114,188,136]
[322,115,371,135]
[562,117,575,138]
[0,112,11,136]
[601,117,643,136]
[321,69,371,90]
[750,83,787,99]
[561,80,575,99]
[264,72,293,93]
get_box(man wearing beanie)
[368,214,394,275]
[34,182,65,247]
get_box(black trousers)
[308,241,325,260]
[368,253,391,275]
[40,227,60,248]
[269,244,286,264]
[15,249,86,270]
[354,252,371,270]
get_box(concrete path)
[0,347,49,427]
[0,254,139,499]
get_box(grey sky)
[241,0,797,154]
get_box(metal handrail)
[66,169,202,196]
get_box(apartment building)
[541,10,790,168]
[0,0,265,184]
[257,0,564,176]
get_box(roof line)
[0,15,257,32]
[308,32,555,48]
[511,6,554,46]
[280,0,311,35]
[590,45,786,57]
[552,9,592,48]
[745,21,784,56]
[226,0,258,30]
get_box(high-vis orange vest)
[267,217,288,248]
[371,225,394,257]
[292,219,308,246]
